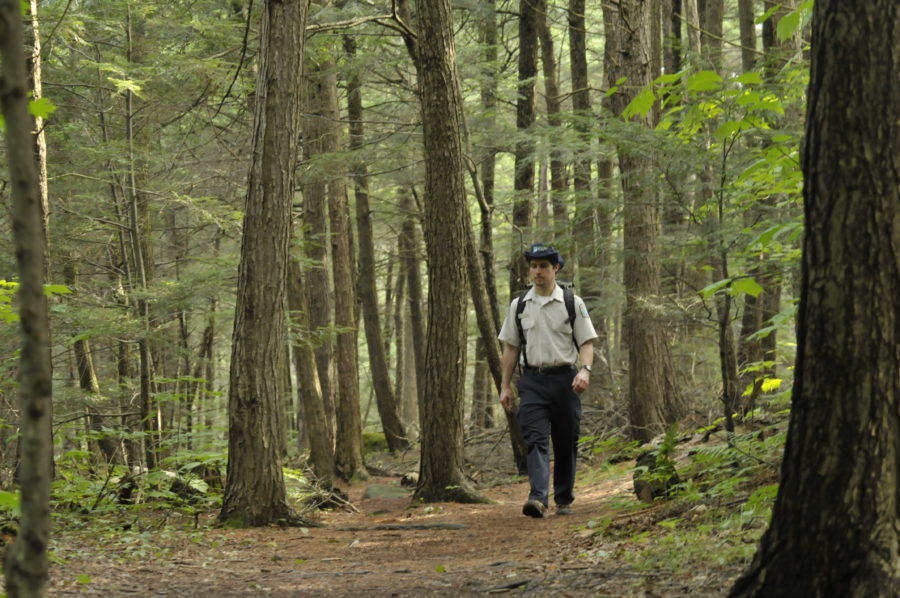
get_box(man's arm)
[499,342,520,413]
[572,340,595,394]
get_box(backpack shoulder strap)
[563,286,578,350]
[515,291,529,368]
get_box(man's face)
[529,259,558,288]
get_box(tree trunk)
[219,0,309,527]
[535,0,568,244]
[345,34,408,453]
[24,0,48,271]
[399,190,426,413]
[510,0,538,295]
[603,0,685,442]
[729,2,900,595]
[663,0,682,76]
[683,0,702,56]
[301,74,336,453]
[287,257,335,490]
[124,6,157,469]
[737,0,757,72]
[411,0,486,504]
[472,0,500,431]
[0,1,53,592]
[570,0,611,363]
[311,57,366,482]
[702,0,724,69]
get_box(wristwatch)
[580,364,592,373]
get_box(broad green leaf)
[756,4,780,25]
[43,283,72,296]
[713,120,743,140]
[761,378,783,393]
[622,86,656,120]
[776,10,801,42]
[434,564,447,573]
[686,70,723,92]
[735,72,763,85]
[28,97,57,119]
[76,574,92,585]
[699,278,730,299]
[731,277,764,298]
[654,72,682,85]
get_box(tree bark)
[313,57,366,482]
[287,257,334,490]
[1,1,52,593]
[411,0,486,504]
[535,0,568,244]
[345,34,408,453]
[510,0,538,295]
[737,0,757,72]
[603,0,685,442]
[729,2,900,595]
[301,71,336,453]
[399,190,426,413]
[219,0,309,527]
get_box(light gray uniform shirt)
[498,284,598,368]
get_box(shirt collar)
[524,284,563,302]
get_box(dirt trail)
[46,472,635,597]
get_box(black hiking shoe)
[522,500,547,518]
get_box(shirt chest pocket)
[518,316,536,334]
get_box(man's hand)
[500,387,515,414]
[572,368,590,394]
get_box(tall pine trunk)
[410,0,487,504]
[604,0,685,442]
[730,2,900,595]
[1,1,53,593]
[219,0,309,527]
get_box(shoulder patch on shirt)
[580,303,589,318]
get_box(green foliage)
[0,490,21,519]
[0,280,18,323]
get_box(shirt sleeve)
[573,296,598,347]
[498,298,522,346]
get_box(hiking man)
[498,243,598,518]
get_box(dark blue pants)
[517,369,582,507]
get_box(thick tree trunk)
[604,0,685,442]
[730,2,900,595]
[1,2,53,593]
[345,35,407,453]
[219,0,309,527]
[411,0,486,504]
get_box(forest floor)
[41,429,765,597]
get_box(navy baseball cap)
[523,243,565,270]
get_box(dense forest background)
[0,0,810,513]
